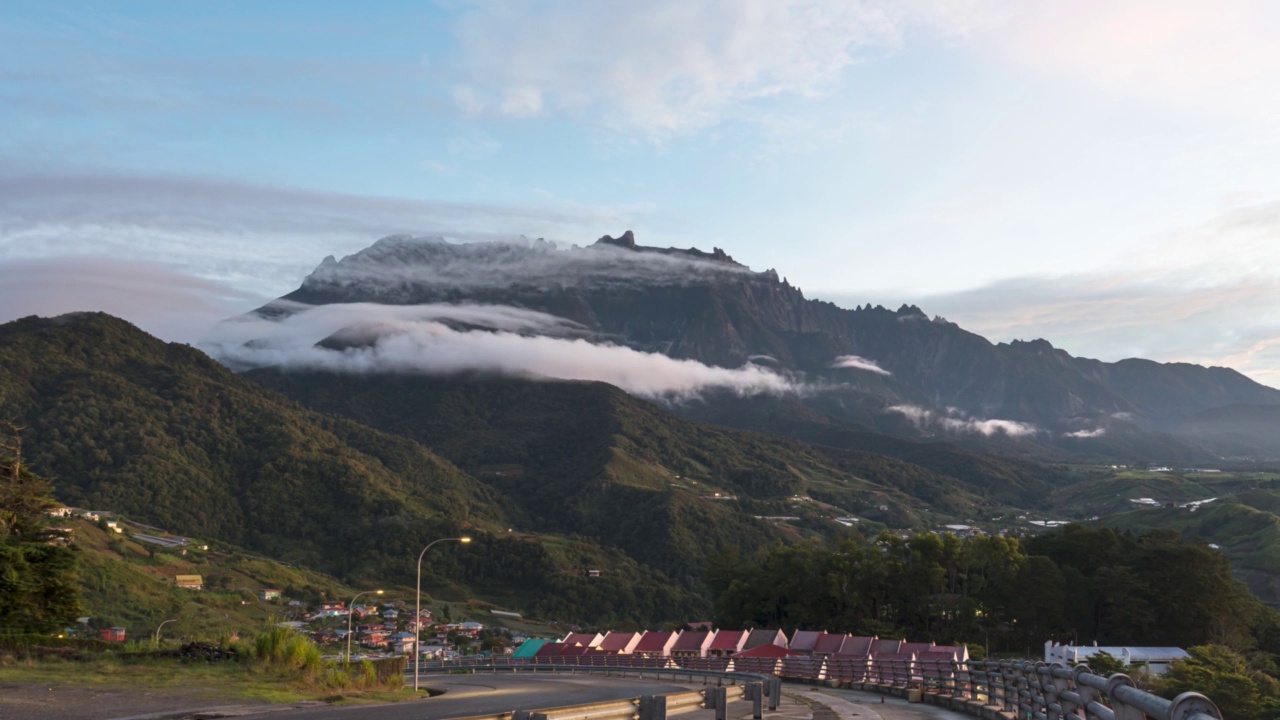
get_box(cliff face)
[274,233,1280,431]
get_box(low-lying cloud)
[829,354,890,375]
[886,404,1039,438]
[1063,428,1106,439]
[203,302,797,400]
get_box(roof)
[634,630,677,653]
[599,631,642,653]
[709,630,748,650]
[813,633,848,654]
[534,642,566,657]
[672,631,712,651]
[900,642,934,655]
[735,642,801,658]
[837,636,876,656]
[743,629,786,650]
[562,632,603,648]
[512,638,548,659]
[874,639,903,654]
[789,630,823,652]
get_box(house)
[633,630,678,658]
[1044,642,1189,675]
[512,638,550,659]
[598,631,642,654]
[788,630,824,654]
[872,638,904,655]
[47,526,74,546]
[45,506,73,518]
[105,520,122,533]
[731,642,800,675]
[174,574,203,591]
[707,629,748,657]
[381,621,397,631]
[258,588,283,601]
[742,628,787,652]
[836,636,877,656]
[534,642,567,658]
[813,632,849,656]
[360,631,388,647]
[100,627,127,642]
[321,600,347,614]
[383,609,399,619]
[670,630,713,659]
[390,637,417,655]
[561,632,604,648]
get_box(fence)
[412,655,1221,720]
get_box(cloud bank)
[203,302,797,400]
[886,404,1039,438]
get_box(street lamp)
[346,589,384,664]
[414,536,471,692]
[154,619,176,647]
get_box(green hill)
[244,371,1069,584]
[0,313,704,625]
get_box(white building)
[1044,641,1189,675]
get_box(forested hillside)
[0,314,705,625]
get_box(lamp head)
[375,589,384,595]
[460,537,472,544]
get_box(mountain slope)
[0,313,706,624]
[245,370,1080,585]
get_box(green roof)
[512,638,550,659]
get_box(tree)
[0,423,83,632]
[1081,650,1126,677]
[1156,645,1280,720]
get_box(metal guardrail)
[409,656,1220,720]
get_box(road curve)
[277,673,696,720]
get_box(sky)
[3,1,1280,386]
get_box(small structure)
[707,629,748,657]
[100,627,127,642]
[1044,642,1188,675]
[633,630,678,658]
[598,631,642,654]
[813,632,849,656]
[561,632,605,648]
[743,628,787,652]
[259,588,282,601]
[512,638,550,659]
[174,574,203,591]
[671,630,714,659]
[789,630,823,654]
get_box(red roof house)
[671,630,713,658]
[707,629,748,657]
[734,642,801,658]
[813,632,849,656]
[789,630,823,653]
[561,632,604,648]
[633,630,678,657]
[837,636,878,656]
[598,631,642,654]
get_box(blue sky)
[3,1,1280,385]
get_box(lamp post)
[415,536,471,692]
[153,619,176,647]
[346,589,384,664]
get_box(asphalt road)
[277,673,696,720]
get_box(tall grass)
[252,627,320,671]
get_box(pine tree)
[0,422,83,633]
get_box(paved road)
[278,673,696,720]
[791,686,973,720]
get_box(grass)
[0,654,422,706]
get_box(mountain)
[0,313,707,625]
[257,232,1280,461]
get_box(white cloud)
[449,0,924,136]
[1064,428,1106,439]
[886,404,1039,437]
[202,302,799,400]
[829,354,891,375]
